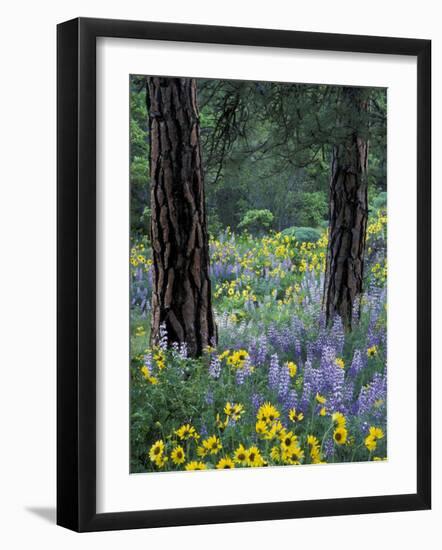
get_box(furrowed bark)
[147,77,217,356]
[324,87,369,330]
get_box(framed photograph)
[57,17,431,532]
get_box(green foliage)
[238,209,274,234]
[128,75,388,474]
[130,218,387,472]
[296,192,328,227]
[130,156,149,187]
[207,212,224,237]
[282,226,322,243]
[371,191,387,212]
[130,76,386,240]
[130,76,150,236]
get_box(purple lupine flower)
[357,372,387,416]
[251,392,264,414]
[283,389,298,412]
[302,270,323,305]
[342,380,355,407]
[278,362,290,399]
[312,324,330,361]
[209,355,221,379]
[248,338,258,363]
[320,344,336,369]
[243,356,253,379]
[300,359,314,411]
[200,424,208,438]
[205,390,214,405]
[268,353,280,391]
[365,286,386,349]
[294,339,302,359]
[324,438,335,459]
[236,367,246,385]
[330,316,345,355]
[267,323,293,353]
[143,351,153,370]
[348,349,364,378]
[159,323,168,351]
[235,357,252,386]
[306,342,316,363]
[256,335,268,366]
[290,316,305,340]
[324,353,345,412]
[267,325,278,348]
[179,342,188,359]
[329,365,345,412]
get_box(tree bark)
[147,77,217,356]
[323,87,369,330]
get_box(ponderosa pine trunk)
[324,87,369,330]
[147,77,217,356]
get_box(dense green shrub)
[238,209,274,235]
[282,226,322,243]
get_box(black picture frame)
[57,17,431,532]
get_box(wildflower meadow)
[129,76,387,474]
[130,212,387,472]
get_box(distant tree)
[147,77,217,356]
[323,87,369,330]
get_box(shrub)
[296,192,328,227]
[282,226,321,243]
[372,192,387,212]
[238,209,274,235]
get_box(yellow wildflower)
[270,446,281,462]
[257,402,280,424]
[315,393,326,404]
[246,446,265,467]
[215,413,228,431]
[365,435,377,451]
[171,446,185,465]
[140,365,158,385]
[185,461,206,471]
[224,402,245,421]
[335,358,345,369]
[333,427,348,445]
[175,424,199,441]
[368,426,384,439]
[286,361,297,378]
[149,440,165,463]
[288,408,304,423]
[202,435,222,455]
[216,457,235,469]
[255,420,268,436]
[279,430,298,450]
[233,444,248,465]
[282,445,304,465]
[332,412,347,428]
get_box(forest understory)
[129,76,388,473]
